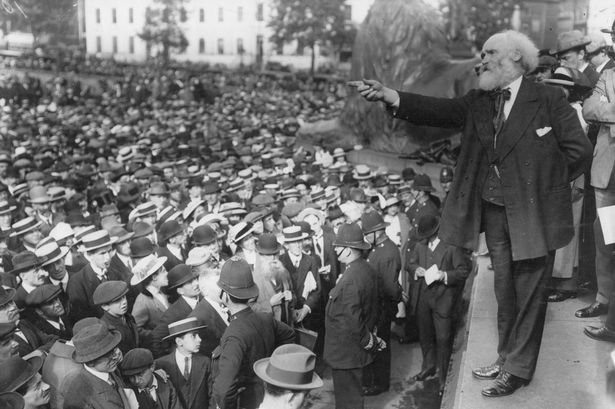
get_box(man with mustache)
[354,30,592,397]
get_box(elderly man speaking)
[353,30,592,397]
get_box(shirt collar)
[84,364,111,384]
[503,76,522,101]
[596,59,609,73]
[182,295,198,310]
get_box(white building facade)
[81,0,373,69]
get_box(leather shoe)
[412,367,436,382]
[575,302,608,318]
[584,326,615,343]
[481,371,528,397]
[547,290,577,303]
[472,363,501,380]
[362,385,388,396]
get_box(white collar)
[428,237,441,251]
[596,59,609,73]
[20,281,37,294]
[182,295,198,310]
[84,364,111,384]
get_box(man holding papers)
[407,214,471,394]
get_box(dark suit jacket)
[188,298,228,357]
[151,297,192,357]
[132,290,168,349]
[100,312,139,354]
[396,78,592,260]
[583,63,600,87]
[407,239,471,315]
[323,257,379,370]
[367,237,402,317]
[279,253,321,312]
[14,319,58,357]
[156,352,213,409]
[131,370,182,409]
[60,367,128,409]
[108,254,138,310]
[157,245,185,272]
[24,313,72,340]
[212,308,295,409]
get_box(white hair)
[500,30,540,74]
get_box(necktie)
[492,88,511,147]
[183,356,190,380]
[99,271,108,282]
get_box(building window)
[129,36,134,54]
[238,6,243,22]
[217,38,224,54]
[112,8,117,24]
[96,36,102,52]
[237,38,244,54]
[199,8,204,22]
[96,8,100,24]
[129,8,133,23]
[256,3,263,21]
[343,4,352,21]
[218,7,223,22]
[199,38,205,54]
[112,36,118,53]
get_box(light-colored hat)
[228,222,254,244]
[36,239,69,267]
[28,186,51,204]
[81,230,118,252]
[185,247,211,266]
[131,254,167,285]
[9,217,42,237]
[253,344,323,390]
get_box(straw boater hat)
[81,230,118,253]
[352,164,373,180]
[36,239,69,267]
[253,344,323,390]
[9,217,41,237]
[228,222,254,244]
[131,254,167,285]
[163,317,208,341]
[282,225,308,243]
[0,201,16,215]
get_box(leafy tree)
[268,0,356,74]
[139,0,189,65]
[0,0,76,44]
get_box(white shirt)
[84,364,112,385]
[21,281,36,294]
[384,214,402,246]
[289,252,302,268]
[140,376,158,402]
[596,59,610,74]
[89,263,107,281]
[501,75,523,120]
[205,296,229,325]
[428,237,441,252]
[175,349,192,375]
[167,244,184,262]
[182,295,198,310]
[147,285,169,308]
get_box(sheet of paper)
[424,264,440,286]
[598,205,615,245]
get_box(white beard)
[478,58,522,91]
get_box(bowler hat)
[0,392,24,409]
[361,211,389,234]
[332,222,370,250]
[167,264,196,289]
[349,188,367,203]
[93,280,129,305]
[9,217,41,238]
[203,181,220,194]
[9,251,41,275]
[132,221,154,239]
[552,30,590,55]
[131,255,167,285]
[82,230,117,252]
[72,323,122,363]
[108,225,135,243]
[0,356,43,392]
[163,317,207,341]
[416,214,440,240]
[256,233,283,255]
[25,284,62,307]
[117,182,141,204]
[253,344,323,390]
[217,256,259,300]
[192,224,217,246]
[131,237,155,258]
[412,174,435,192]
[158,220,184,243]
[327,205,345,221]
[120,348,154,376]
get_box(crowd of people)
[0,19,614,409]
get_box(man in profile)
[353,30,591,397]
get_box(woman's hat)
[361,211,389,234]
[182,199,205,220]
[131,255,167,285]
[0,356,43,392]
[332,222,370,250]
[167,264,196,289]
[255,233,283,255]
[229,222,254,244]
[217,256,259,300]
[185,247,211,266]
[297,207,324,225]
[162,317,207,341]
[82,230,118,253]
[72,323,122,363]
[253,344,323,390]
[282,225,308,243]
[416,214,440,240]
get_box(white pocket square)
[536,127,551,137]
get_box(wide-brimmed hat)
[217,256,259,300]
[108,225,135,244]
[192,224,217,246]
[352,164,373,180]
[253,343,323,390]
[158,220,184,243]
[0,392,24,409]
[25,284,62,307]
[361,211,389,234]
[82,230,118,252]
[9,251,41,275]
[0,356,43,392]
[332,222,370,250]
[9,217,41,237]
[229,222,254,244]
[412,174,435,192]
[120,348,154,376]
[162,317,208,341]
[297,207,324,225]
[182,199,205,220]
[256,233,283,255]
[72,323,122,363]
[93,280,129,305]
[0,201,16,215]
[282,225,308,243]
[131,254,167,285]
[552,30,591,55]
[36,239,69,267]
[167,264,197,289]
[185,247,211,266]
[416,214,440,240]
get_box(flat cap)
[120,348,154,376]
[93,280,129,305]
[25,284,62,307]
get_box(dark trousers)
[416,283,454,385]
[482,202,553,381]
[363,308,392,390]
[332,368,363,409]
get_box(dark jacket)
[279,252,321,313]
[100,311,139,354]
[157,245,185,272]
[156,352,213,409]
[396,78,592,260]
[151,296,193,357]
[131,369,183,409]
[14,319,58,357]
[366,236,403,317]
[188,298,228,358]
[60,367,129,409]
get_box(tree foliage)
[139,0,189,64]
[441,0,515,48]
[0,0,76,44]
[268,0,356,73]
